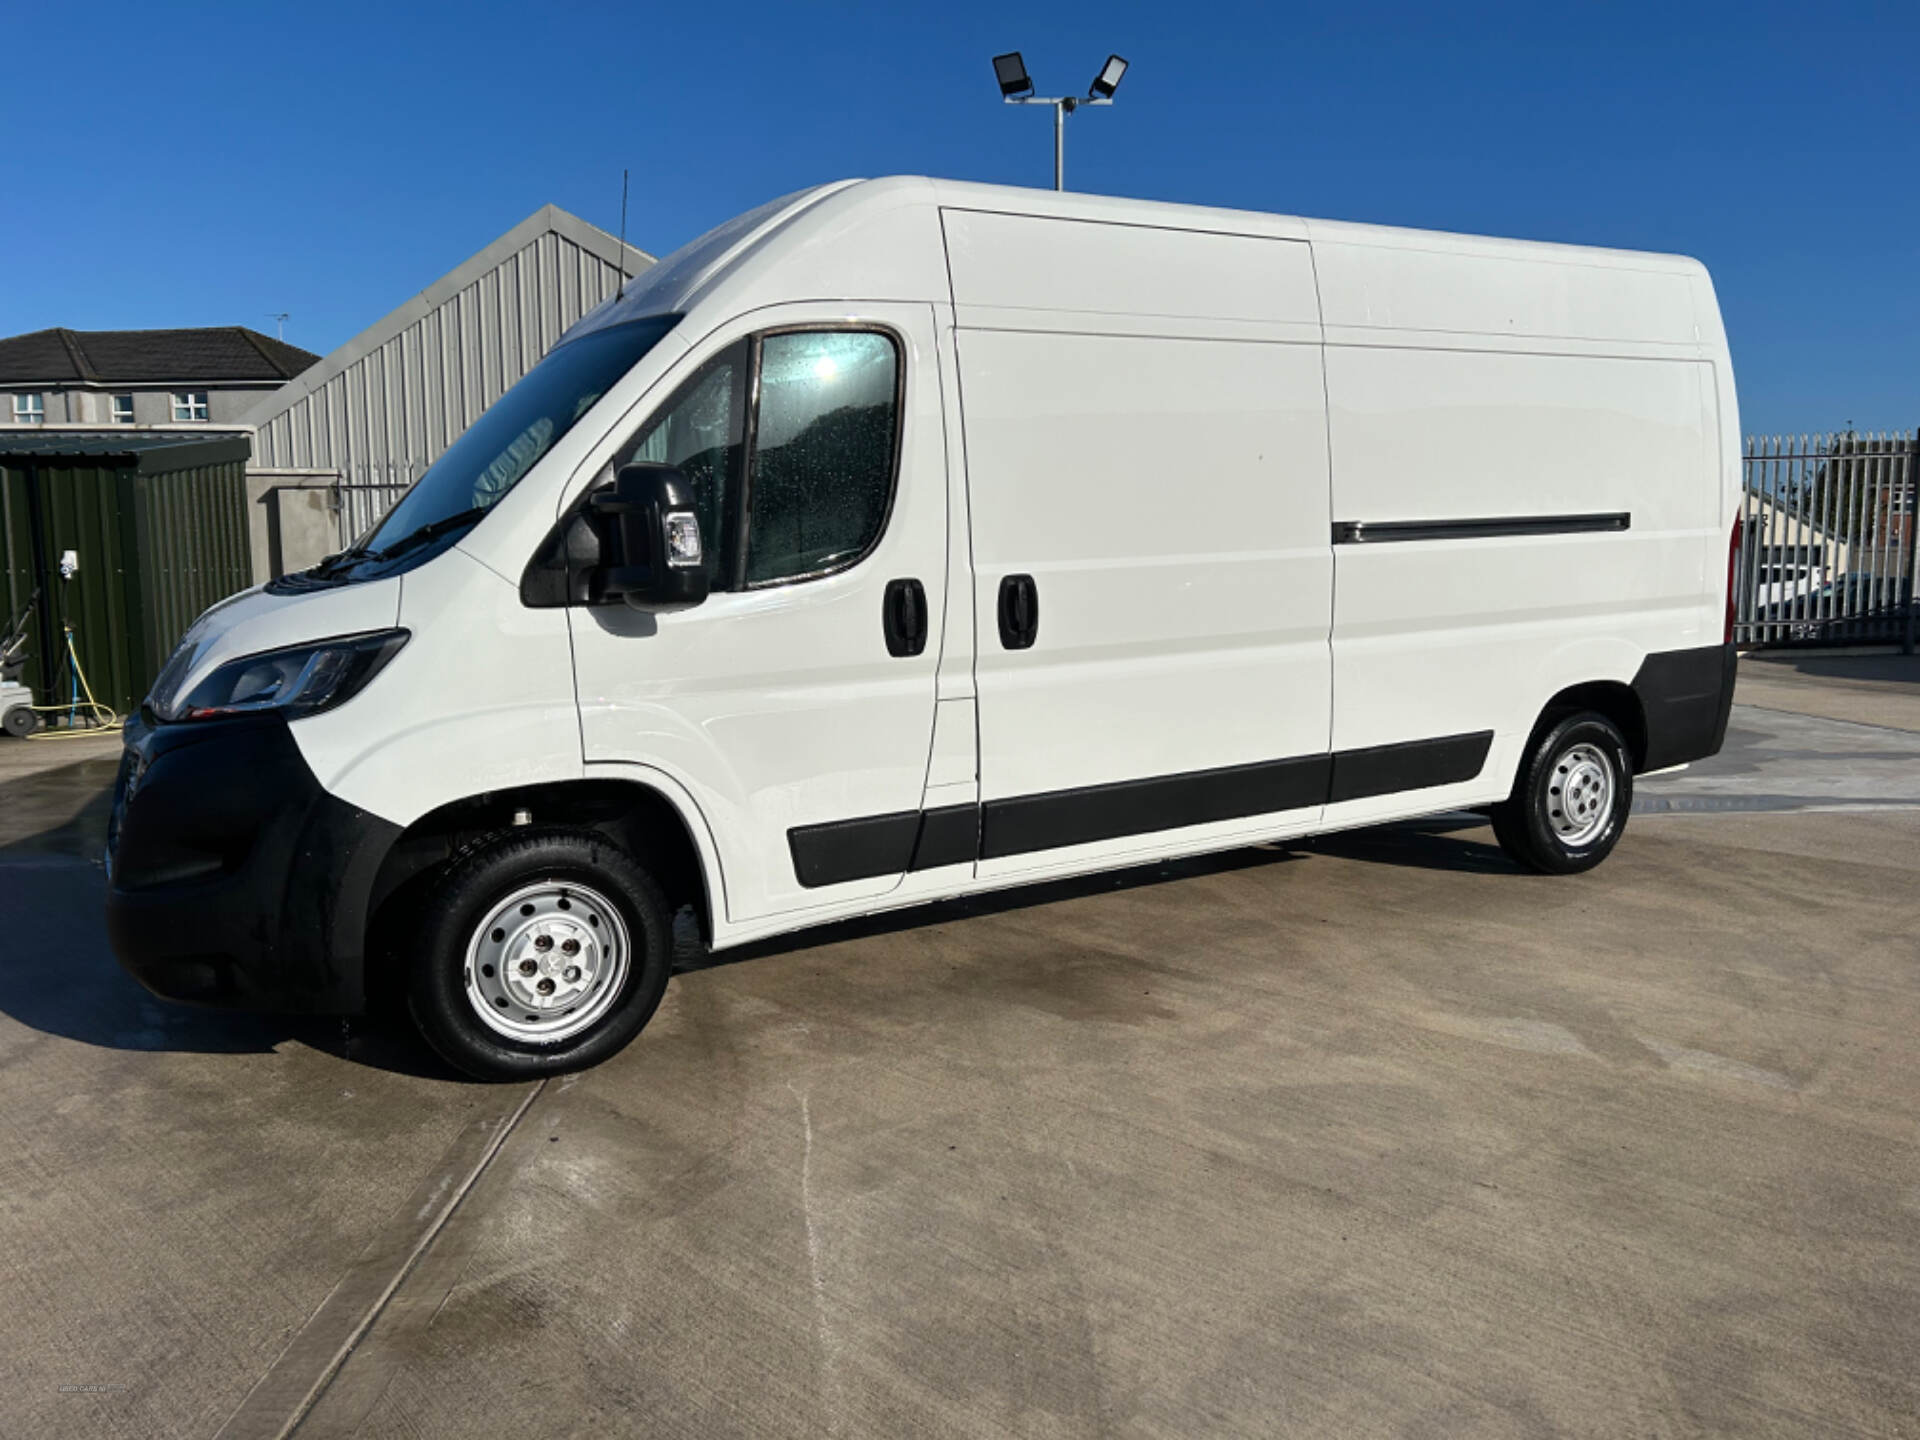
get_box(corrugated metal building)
[243,205,653,549]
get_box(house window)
[11,393,45,425]
[112,394,135,425]
[171,391,209,422]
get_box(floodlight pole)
[1055,99,1065,191]
[1006,94,1111,191]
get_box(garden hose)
[27,624,121,738]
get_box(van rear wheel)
[406,828,673,1081]
[1490,711,1633,875]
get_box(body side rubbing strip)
[979,754,1331,860]
[1325,731,1493,804]
[787,810,922,889]
[786,732,1495,886]
[1331,513,1630,545]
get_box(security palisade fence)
[1736,430,1918,649]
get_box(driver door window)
[743,330,900,586]
[610,328,901,591]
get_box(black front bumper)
[105,713,400,1013]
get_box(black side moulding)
[786,732,1495,888]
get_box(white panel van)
[105,179,1742,1079]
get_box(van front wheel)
[406,828,673,1081]
[1490,712,1633,875]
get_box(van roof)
[568,176,1707,343]
[922,177,1701,269]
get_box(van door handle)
[997,574,1038,650]
[883,578,927,657]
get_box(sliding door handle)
[997,573,1039,650]
[883,578,927,657]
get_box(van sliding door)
[944,209,1333,875]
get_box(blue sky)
[3,0,1915,435]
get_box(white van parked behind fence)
[106,178,1742,1079]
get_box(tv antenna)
[266,312,289,341]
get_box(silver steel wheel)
[1546,742,1614,847]
[463,879,631,1044]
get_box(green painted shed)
[0,433,253,717]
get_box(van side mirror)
[589,463,711,612]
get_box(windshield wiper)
[363,506,490,564]
[307,547,363,578]
[283,506,487,587]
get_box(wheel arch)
[363,773,725,1004]
[1534,679,1648,773]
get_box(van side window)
[618,341,747,586]
[743,331,900,586]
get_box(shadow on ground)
[0,760,458,1079]
[686,824,1522,972]
[1747,651,1920,686]
[1298,814,1513,873]
[0,755,1522,1070]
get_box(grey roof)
[0,431,251,471]
[0,327,320,386]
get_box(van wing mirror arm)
[519,465,710,612]
[591,463,711,613]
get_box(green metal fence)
[0,435,253,716]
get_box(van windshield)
[355,315,679,560]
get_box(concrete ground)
[1,656,1917,1438]
[1731,647,1920,733]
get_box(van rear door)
[945,209,1333,874]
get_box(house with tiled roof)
[3,205,650,582]
[0,326,319,431]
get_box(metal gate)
[1736,431,1918,648]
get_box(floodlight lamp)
[1090,54,1128,99]
[993,51,1032,98]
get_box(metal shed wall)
[0,444,251,715]
[132,456,253,677]
[0,459,140,715]
[245,208,654,504]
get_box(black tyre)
[406,827,673,1081]
[3,705,37,739]
[1489,711,1633,875]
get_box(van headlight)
[155,630,410,722]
